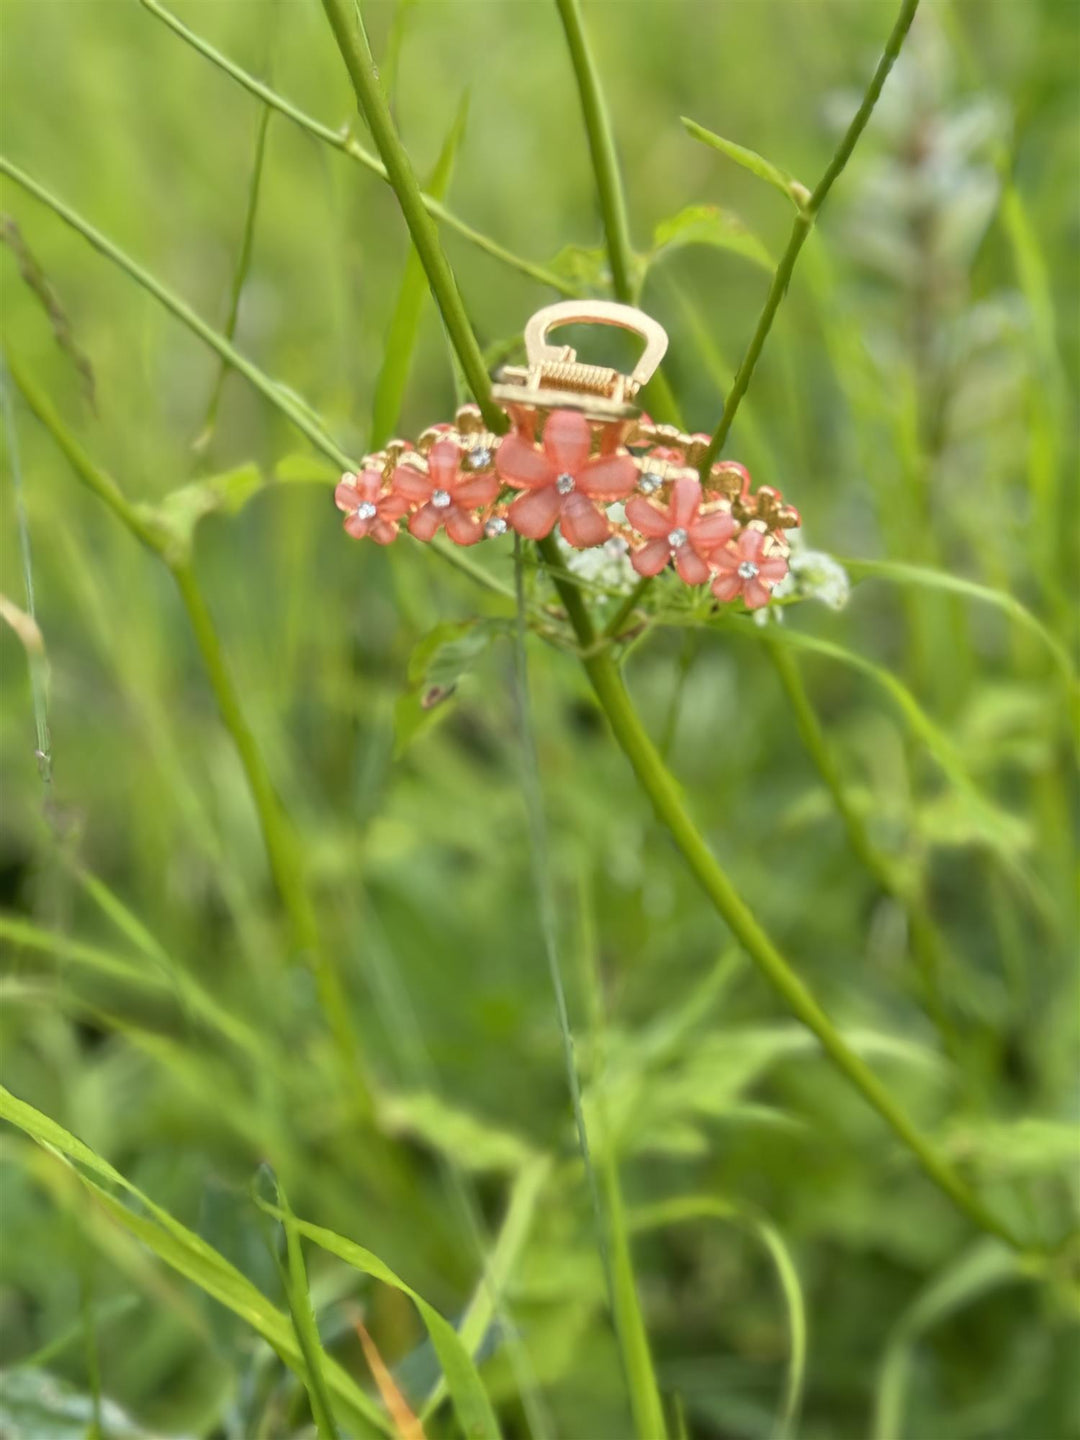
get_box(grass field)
[1,1,1077,1437]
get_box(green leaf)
[631,1195,807,1440]
[378,1091,538,1173]
[650,204,774,273]
[681,117,807,207]
[546,242,611,292]
[371,92,470,450]
[259,1208,504,1440]
[135,463,263,562]
[421,1156,550,1419]
[0,1086,391,1439]
[394,619,504,757]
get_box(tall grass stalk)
[536,537,1025,1249]
[320,0,1026,1252]
[512,540,667,1440]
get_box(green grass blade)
[420,1156,550,1420]
[0,1086,391,1438]
[266,1177,342,1440]
[371,92,470,450]
[843,556,1078,697]
[194,100,273,458]
[257,1206,504,1440]
[630,1196,807,1440]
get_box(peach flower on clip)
[393,439,499,547]
[496,409,637,549]
[625,477,738,585]
[710,526,789,609]
[335,469,409,545]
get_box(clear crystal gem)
[431,489,452,509]
[667,527,688,549]
[556,472,575,495]
[738,560,760,580]
[467,445,492,470]
[639,471,663,494]
[483,516,508,539]
[355,501,377,521]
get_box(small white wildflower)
[780,530,851,610]
[557,532,636,594]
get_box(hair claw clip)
[335,304,799,610]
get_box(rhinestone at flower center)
[484,517,508,538]
[738,560,760,580]
[355,501,378,521]
[667,527,688,549]
[639,471,663,494]
[556,472,575,495]
[431,489,452,509]
[466,445,492,470]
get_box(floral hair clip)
[335,302,801,610]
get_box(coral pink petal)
[393,467,434,503]
[369,519,400,546]
[444,508,483,546]
[631,537,672,576]
[542,409,592,473]
[741,528,766,561]
[710,544,741,573]
[408,505,442,542]
[508,484,562,539]
[356,469,384,501]
[427,441,460,488]
[343,513,372,540]
[497,433,554,490]
[690,510,736,551]
[380,493,410,521]
[335,479,359,512]
[625,495,673,539]
[669,477,703,528]
[675,548,711,586]
[743,577,771,609]
[758,555,789,582]
[576,453,637,498]
[559,493,610,549]
[453,473,499,509]
[711,572,742,602]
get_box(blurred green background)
[1,0,1077,1436]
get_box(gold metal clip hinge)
[493,300,669,422]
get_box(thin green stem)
[0,155,352,470]
[194,100,273,458]
[137,0,576,297]
[554,0,635,304]
[699,0,920,474]
[318,0,504,433]
[512,541,664,1440]
[536,538,1024,1252]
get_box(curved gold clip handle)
[522,301,668,396]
